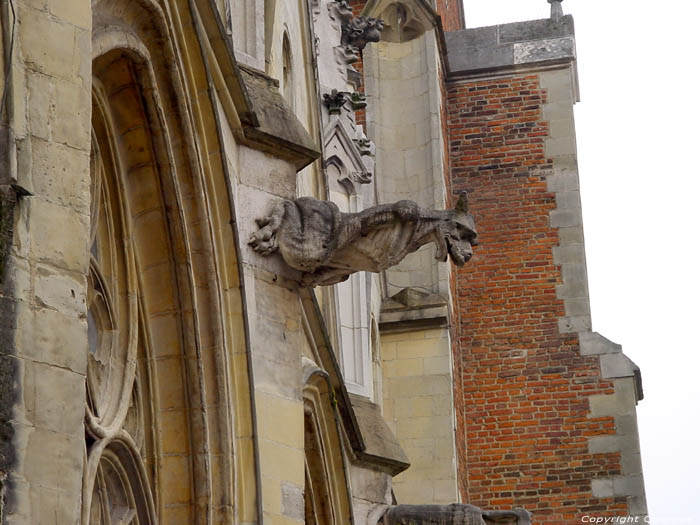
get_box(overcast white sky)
[463,1,700,521]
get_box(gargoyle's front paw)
[248,226,279,256]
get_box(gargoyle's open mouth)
[446,237,472,267]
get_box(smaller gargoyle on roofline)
[248,194,477,286]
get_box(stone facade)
[0,1,645,524]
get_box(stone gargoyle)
[248,194,477,286]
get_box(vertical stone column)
[0,0,91,522]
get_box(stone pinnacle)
[548,0,564,20]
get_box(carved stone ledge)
[248,194,477,286]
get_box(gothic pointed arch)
[86,0,257,522]
[302,363,354,525]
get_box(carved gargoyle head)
[435,193,478,267]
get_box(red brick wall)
[436,0,464,32]
[447,75,627,521]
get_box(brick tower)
[445,10,647,522]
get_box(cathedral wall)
[0,0,91,521]
[364,31,449,297]
[380,327,458,505]
[446,20,647,519]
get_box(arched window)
[281,32,294,108]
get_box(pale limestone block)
[613,475,645,497]
[386,41,413,59]
[23,427,83,493]
[30,138,90,214]
[557,225,585,244]
[18,304,87,373]
[539,68,575,103]
[379,59,401,80]
[382,342,397,362]
[397,337,448,359]
[52,80,91,150]
[261,476,283,515]
[550,208,582,228]
[57,489,82,524]
[258,439,305,486]
[394,396,433,418]
[434,437,456,459]
[549,118,576,141]
[579,332,622,356]
[255,393,304,449]
[616,413,638,435]
[73,27,91,87]
[564,297,591,317]
[34,264,86,317]
[155,357,186,409]
[31,362,84,435]
[543,101,574,122]
[28,485,58,525]
[615,377,639,408]
[600,353,638,379]
[159,410,189,454]
[558,315,591,334]
[546,171,579,192]
[393,478,434,504]
[591,477,614,498]
[18,7,75,79]
[48,0,91,29]
[160,456,192,503]
[545,136,577,158]
[384,358,423,378]
[141,262,178,315]
[281,481,304,521]
[432,395,452,417]
[28,198,89,272]
[622,453,643,476]
[397,415,451,439]
[588,435,622,454]
[10,63,28,138]
[132,211,171,268]
[433,479,458,503]
[423,356,449,375]
[27,72,52,140]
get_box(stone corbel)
[248,194,477,286]
[323,90,367,115]
[354,137,374,156]
[323,89,348,115]
[361,0,440,43]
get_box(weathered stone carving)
[328,0,354,23]
[354,137,373,156]
[348,91,367,110]
[341,15,385,50]
[248,194,477,286]
[339,170,372,186]
[323,90,367,114]
[381,504,531,525]
[323,89,348,114]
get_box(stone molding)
[537,64,648,517]
[445,15,580,101]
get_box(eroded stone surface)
[249,194,477,286]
